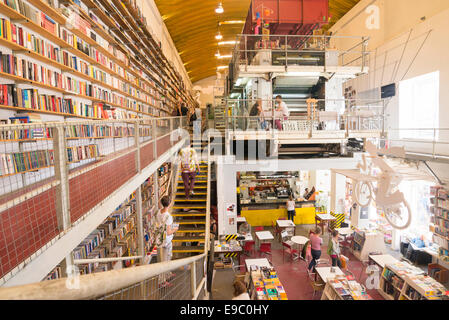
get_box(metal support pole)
[244,35,248,71]
[285,35,288,71]
[191,261,196,299]
[153,119,157,161]
[52,126,72,277]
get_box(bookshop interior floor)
[212,226,399,300]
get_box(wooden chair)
[307,269,325,299]
[271,221,282,241]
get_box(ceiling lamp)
[215,2,224,14]
[217,54,232,59]
[218,40,236,46]
[215,31,223,40]
[217,66,228,70]
[215,49,221,57]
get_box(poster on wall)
[226,203,236,226]
[360,206,369,220]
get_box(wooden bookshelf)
[0,0,195,121]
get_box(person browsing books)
[328,230,342,268]
[179,144,200,199]
[156,196,178,287]
[308,226,323,272]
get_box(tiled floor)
[212,225,388,300]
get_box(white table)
[291,235,308,245]
[245,258,271,270]
[277,220,295,228]
[369,254,399,269]
[239,233,253,242]
[316,267,344,283]
[290,235,309,261]
[255,231,274,241]
[335,227,353,236]
[316,214,336,234]
[255,231,274,249]
[236,216,247,223]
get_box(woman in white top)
[232,280,251,300]
[286,194,296,221]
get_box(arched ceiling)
[155,0,361,84]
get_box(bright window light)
[399,71,439,140]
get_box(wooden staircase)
[172,161,208,255]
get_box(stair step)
[177,228,206,233]
[175,198,206,202]
[176,192,207,196]
[172,212,206,217]
[173,205,207,210]
[173,236,205,242]
[177,185,207,189]
[176,219,206,224]
[172,246,204,253]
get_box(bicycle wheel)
[384,200,412,230]
[353,181,373,207]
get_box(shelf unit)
[378,261,448,300]
[0,0,196,122]
[430,186,449,262]
[350,228,386,261]
[70,192,139,275]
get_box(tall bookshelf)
[142,162,171,258]
[70,192,138,275]
[0,0,195,123]
[430,186,449,262]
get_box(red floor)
[238,242,385,300]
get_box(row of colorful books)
[0,143,98,176]
[67,144,99,163]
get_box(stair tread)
[173,236,205,241]
[177,229,206,233]
[176,219,206,224]
[172,246,204,252]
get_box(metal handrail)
[0,253,206,300]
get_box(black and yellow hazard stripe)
[224,252,238,258]
[225,234,238,241]
[330,212,345,229]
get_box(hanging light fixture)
[215,2,224,14]
[215,31,223,40]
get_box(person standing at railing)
[274,95,289,130]
[179,145,200,199]
[156,195,179,288]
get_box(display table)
[236,216,247,223]
[245,258,271,270]
[247,262,288,300]
[255,231,274,247]
[321,275,373,300]
[378,261,448,300]
[369,254,399,269]
[242,207,316,227]
[316,267,344,283]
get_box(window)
[399,71,439,139]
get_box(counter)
[241,206,316,227]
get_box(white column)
[330,172,346,213]
[216,158,237,236]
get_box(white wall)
[192,76,218,108]
[330,0,449,131]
